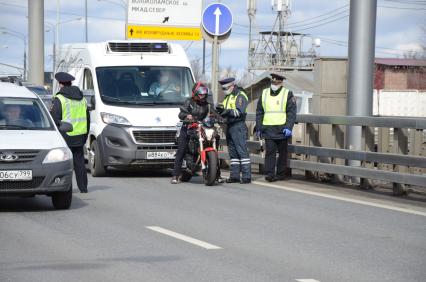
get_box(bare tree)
[190,57,203,82]
[403,25,426,59]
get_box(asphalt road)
[1,170,425,282]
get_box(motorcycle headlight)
[42,147,72,164]
[203,127,215,141]
[101,112,131,126]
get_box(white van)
[0,82,73,209]
[53,40,195,176]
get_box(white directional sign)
[127,0,202,28]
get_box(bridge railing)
[219,114,426,195]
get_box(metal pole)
[211,36,219,105]
[125,1,128,39]
[85,0,88,42]
[347,0,377,180]
[56,0,60,72]
[23,38,26,80]
[28,0,44,85]
[202,39,206,79]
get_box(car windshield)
[0,98,54,130]
[96,66,194,106]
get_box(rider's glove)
[282,128,292,138]
[215,104,224,114]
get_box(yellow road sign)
[127,25,201,41]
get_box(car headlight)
[42,147,72,164]
[101,112,131,126]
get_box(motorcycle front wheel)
[204,151,218,186]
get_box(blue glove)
[282,128,292,138]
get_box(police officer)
[216,77,251,184]
[255,73,297,182]
[51,72,90,193]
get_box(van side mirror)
[59,121,73,133]
[82,89,95,111]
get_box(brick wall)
[384,68,408,90]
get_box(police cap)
[218,77,236,87]
[270,73,286,82]
[54,72,75,83]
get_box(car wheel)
[52,184,72,210]
[90,140,107,177]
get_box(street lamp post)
[46,17,82,73]
[0,29,27,80]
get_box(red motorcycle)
[177,116,221,186]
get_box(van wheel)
[52,185,72,210]
[90,140,107,177]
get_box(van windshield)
[96,66,194,106]
[0,98,54,130]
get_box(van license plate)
[146,152,175,160]
[0,170,32,181]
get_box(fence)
[219,113,426,195]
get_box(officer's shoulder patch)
[291,96,297,104]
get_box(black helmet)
[192,82,209,104]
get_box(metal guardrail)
[219,114,426,193]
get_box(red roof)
[375,58,426,67]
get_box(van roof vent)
[108,42,169,53]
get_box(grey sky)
[0,0,424,77]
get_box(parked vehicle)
[0,82,73,209]
[178,116,221,186]
[53,40,195,176]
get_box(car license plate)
[0,170,32,181]
[146,152,175,160]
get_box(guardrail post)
[332,124,345,182]
[392,128,408,195]
[360,126,375,189]
[378,128,392,172]
[409,129,424,176]
[305,123,319,179]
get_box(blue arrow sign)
[202,3,233,37]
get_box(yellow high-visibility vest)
[223,91,248,111]
[56,94,88,136]
[261,87,289,125]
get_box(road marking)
[253,181,426,217]
[146,226,222,250]
[296,279,320,282]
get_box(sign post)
[202,3,233,105]
[127,0,202,40]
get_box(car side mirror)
[82,89,95,111]
[59,121,73,133]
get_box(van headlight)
[101,112,131,126]
[43,147,72,164]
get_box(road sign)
[127,25,201,41]
[202,3,233,37]
[127,0,202,40]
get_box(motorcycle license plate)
[146,152,176,160]
[0,170,32,181]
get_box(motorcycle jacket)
[178,97,210,121]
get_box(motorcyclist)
[171,82,223,184]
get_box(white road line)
[253,181,426,217]
[146,226,223,250]
[296,279,321,282]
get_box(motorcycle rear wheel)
[204,151,218,186]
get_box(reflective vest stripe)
[261,88,289,125]
[224,91,248,112]
[56,94,88,136]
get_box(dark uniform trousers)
[70,146,88,191]
[226,121,251,180]
[172,126,189,177]
[264,139,288,178]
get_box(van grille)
[108,42,169,53]
[0,150,39,163]
[133,131,176,144]
[0,177,45,189]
